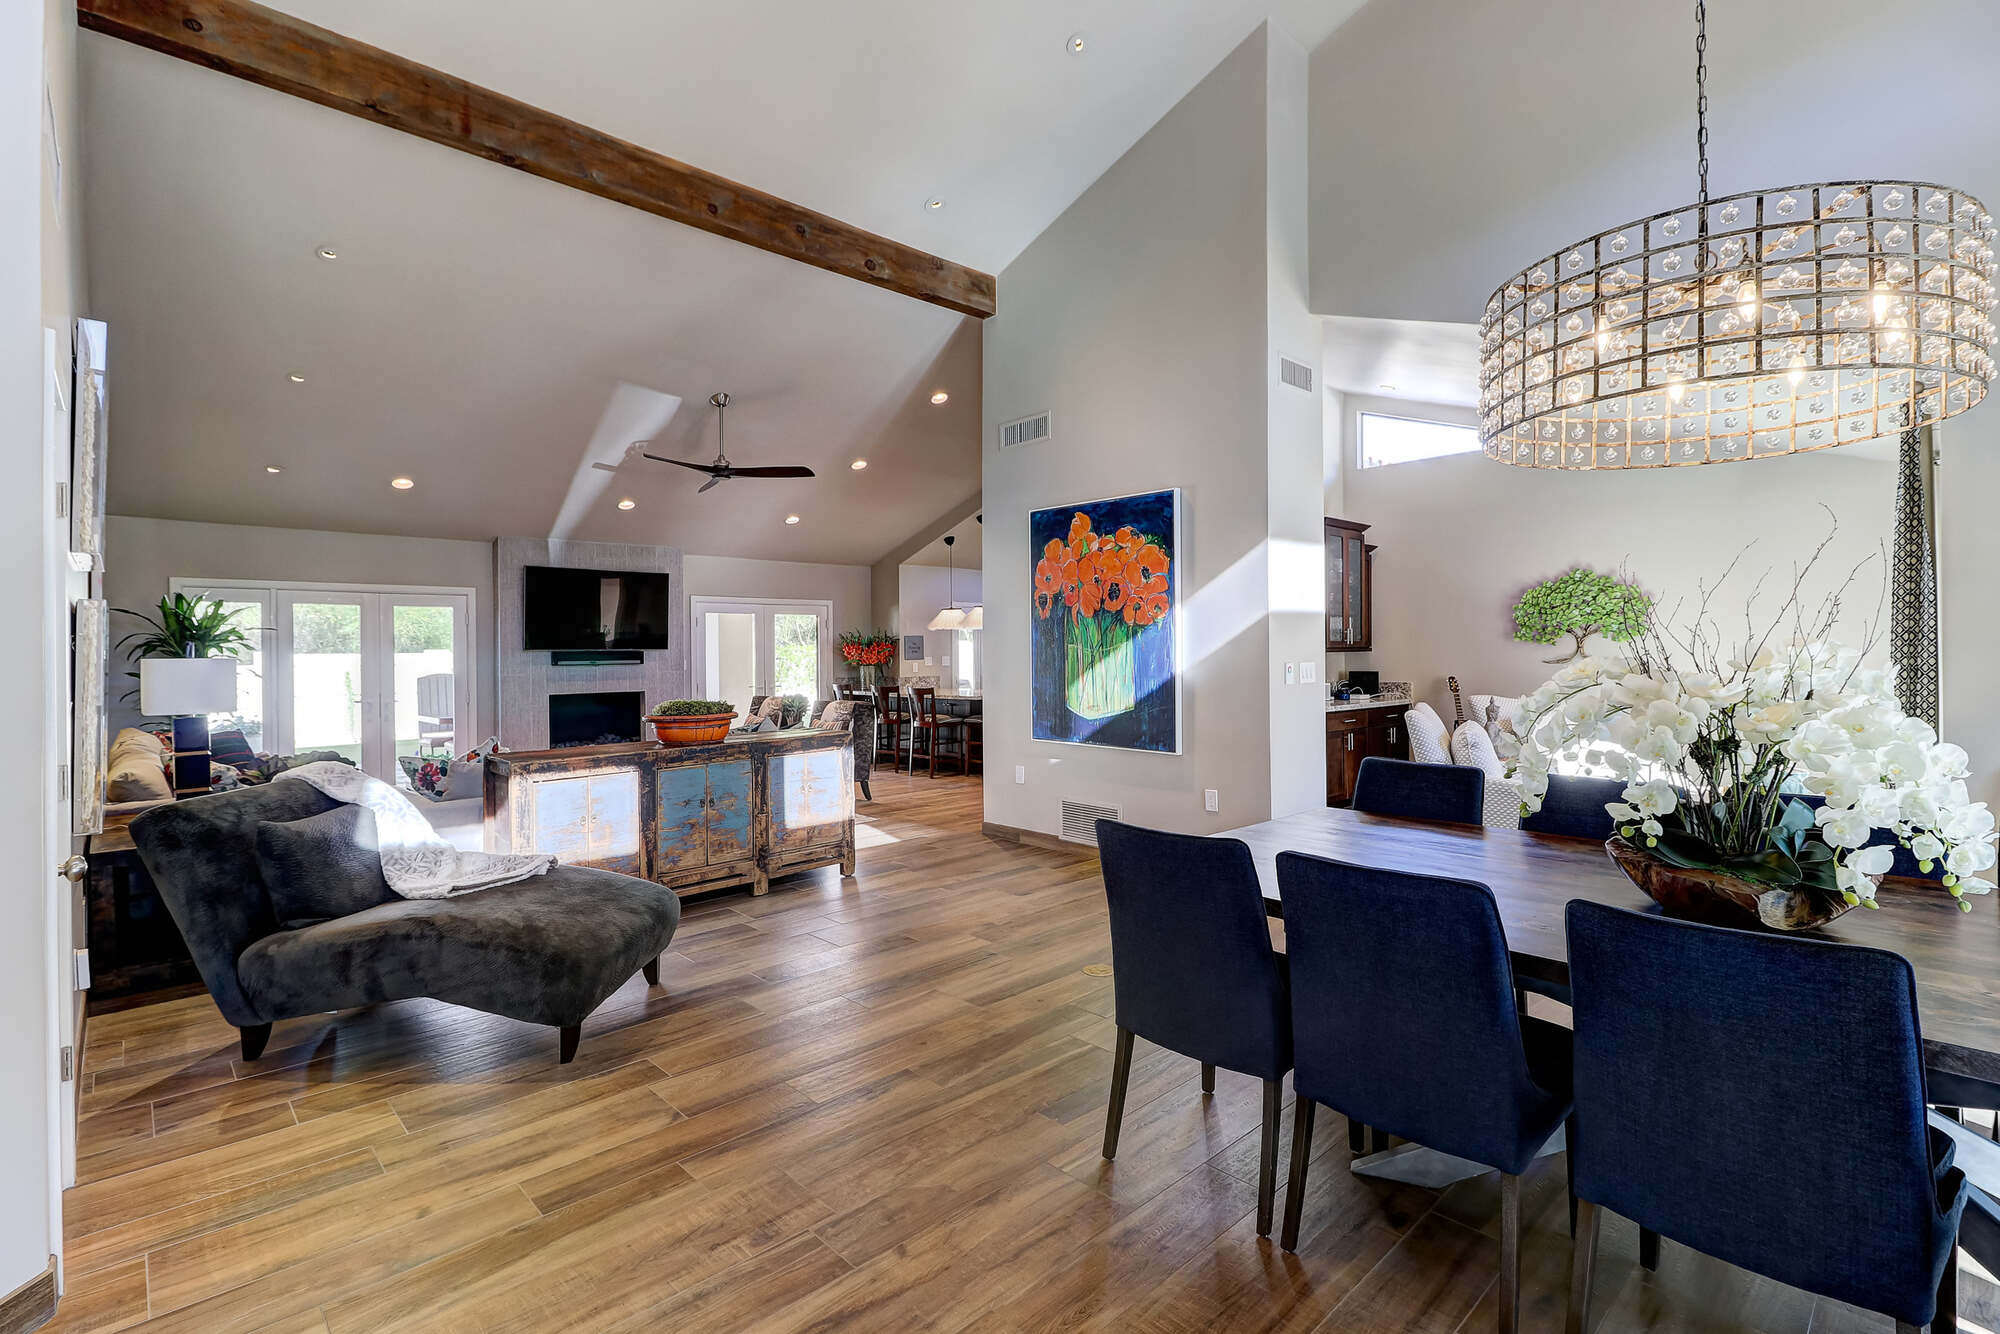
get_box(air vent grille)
[1060,799,1122,846]
[1000,410,1053,450]
[1279,357,1314,392]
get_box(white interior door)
[690,598,832,719]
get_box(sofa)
[129,782,682,1064]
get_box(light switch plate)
[1014,765,1026,784]
[1302,662,1318,684]
[1204,789,1220,813]
[1284,662,1297,686]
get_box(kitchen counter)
[1325,697,1410,712]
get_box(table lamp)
[140,655,238,799]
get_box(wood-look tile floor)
[56,769,2000,1332]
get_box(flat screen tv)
[523,565,671,651]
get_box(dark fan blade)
[642,452,725,475]
[724,465,818,478]
[697,476,724,494]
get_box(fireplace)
[548,690,645,748]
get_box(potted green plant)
[649,699,738,746]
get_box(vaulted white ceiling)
[82,0,1365,564]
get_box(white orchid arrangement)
[1500,539,1997,915]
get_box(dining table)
[1224,805,2000,1088]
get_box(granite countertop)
[1325,697,1411,712]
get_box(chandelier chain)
[1694,0,1709,206]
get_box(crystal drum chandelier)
[1479,2,1996,470]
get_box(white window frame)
[169,578,477,778]
[953,627,983,694]
[1354,407,1481,470]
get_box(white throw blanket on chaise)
[276,761,554,898]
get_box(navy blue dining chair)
[1276,851,1571,1332]
[1351,756,1484,825]
[1518,774,1628,842]
[1095,820,1292,1235]
[1564,901,1966,1334]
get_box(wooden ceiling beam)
[78,0,997,318]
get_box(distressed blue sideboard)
[483,729,855,897]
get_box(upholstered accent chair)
[130,783,682,1065]
[812,697,876,801]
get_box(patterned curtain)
[1890,426,1940,729]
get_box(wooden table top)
[1224,806,2000,1085]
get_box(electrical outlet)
[1204,789,1219,813]
[1014,765,1026,784]
[1301,661,1318,684]
[1284,662,1297,686]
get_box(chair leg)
[1256,1079,1281,1237]
[1201,1062,1215,1095]
[1282,1097,1316,1251]
[238,1023,271,1062]
[558,1024,581,1065]
[1639,1227,1660,1272]
[1349,1119,1366,1155]
[642,956,661,986]
[1102,1027,1135,1160]
[1567,1198,1600,1334]
[1499,1172,1522,1334]
[859,778,871,802]
[1564,1117,1578,1239]
[1368,1125,1391,1155]
[1937,1246,1959,1334]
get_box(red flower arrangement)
[839,630,897,667]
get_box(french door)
[172,580,474,786]
[689,597,832,722]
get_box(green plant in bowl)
[651,699,737,716]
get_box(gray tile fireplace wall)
[496,538,688,749]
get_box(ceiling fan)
[641,392,816,494]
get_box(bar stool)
[873,685,907,771]
[907,687,967,777]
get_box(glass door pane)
[772,612,822,716]
[953,629,980,694]
[287,597,365,765]
[212,599,269,753]
[389,602,462,768]
[703,611,759,721]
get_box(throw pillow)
[254,805,398,928]
[1404,702,1453,766]
[1451,720,1508,780]
[105,728,172,803]
[209,725,258,769]
[398,754,453,801]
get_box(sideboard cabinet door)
[532,776,594,865]
[657,765,709,873]
[585,769,644,875]
[770,748,852,853]
[705,760,755,865]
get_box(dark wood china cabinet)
[1325,517,1374,652]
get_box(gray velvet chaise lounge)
[130,782,681,1064]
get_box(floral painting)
[1031,489,1179,752]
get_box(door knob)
[58,855,88,883]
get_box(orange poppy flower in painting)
[1033,511,1172,628]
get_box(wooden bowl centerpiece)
[1605,837,1856,932]
[649,699,738,746]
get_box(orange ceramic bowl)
[648,712,737,745]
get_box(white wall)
[1333,393,1900,723]
[983,25,1324,837]
[1938,415,2000,808]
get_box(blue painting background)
[1030,490,1179,752]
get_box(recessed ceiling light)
[1378,383,1397,391]
[1067,32,1087,53]
[850,459,868,470]
[391,477,414,490]
[930,390,950,405]
[784,514,801,525]
[925,196,945,211]
[288,372,306,383]
[265,465,284,474]
[316,246,338,261]
[617,497,636,510]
